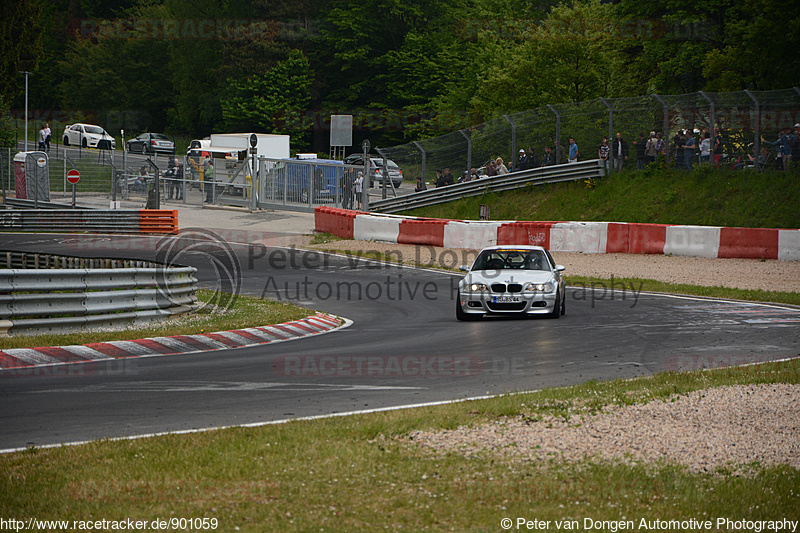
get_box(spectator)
[414,177,425,192]
[469,167,479,180]
[443,168,456,185]
[44,123,51,152]
[435,169,445,188]
[634,132,647,170]
[699,133,711,164]
[204,163,215,203]
[765,127,794,170]
[486,160,497,177]
[542,146,555,166]
[38,125,47,151]
[568,137,579,163]
[341,170,355,208]
[673,130,686,169]
[713,130,723,167]
[792,124,800,169]
[747,147,770,170]
[526,147,538,169]
[517,149,528,171]
[644,131,658,165]
[598,137,610,173]
[495,157,509,175]
[611,132,629,172]
[354,172,364,209]
[655,132,666,160]
[684,130,696,170]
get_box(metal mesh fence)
[380,88,800,182]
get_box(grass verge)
[1,359,798,531]
[0,289,313,351]
[401,166,800,229]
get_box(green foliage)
[0,0,44,102]
[15,0,800,147]
[220,50,312,137]
[0,98,15,148]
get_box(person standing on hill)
[634,132,647,170]
[568,137,579,163]
[684,130,696,170]
[611,132,628,172]
[598,137,610,173]
[495,158,509,175]
[713,130,723,167]
[699,133,711,164]
[644,131,658,165]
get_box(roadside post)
[67,168,80,208]
[362,139,370,212]
[249,133,258,211]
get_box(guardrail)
[0,251,197,336]
[369,159,605,214]
[0,209,179,234]
[3,198,92,210]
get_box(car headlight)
[466,283,488,292]
[524,282,555,292]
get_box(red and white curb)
[0,313,347,370]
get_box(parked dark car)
[126,133,175,155]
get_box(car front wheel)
[63,136,69,146]
[549,291,562,319]
[456,292,479,321]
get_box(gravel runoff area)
[305,237,800,471]
[406,384,800,472]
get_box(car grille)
[487,302,527,311]
[490,283,523,293]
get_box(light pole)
[19,71,31,151]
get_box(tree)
[220,50,312,139]
[468,1,625,120]
[0,0,44,102]
[701,0,800,91]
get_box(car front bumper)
[457,290,559,316]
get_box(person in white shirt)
[354,172,364,209]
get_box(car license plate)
[493,296,521,303]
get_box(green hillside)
[402,166,800,229]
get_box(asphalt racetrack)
[1,233,798,450]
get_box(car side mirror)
[555,265,566,272]
[459,265,470,272]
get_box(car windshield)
[84,125,105,134]
[471,249,550,271]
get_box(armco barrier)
[314,207,800,261]
[0,209,178,234]
[369,159,605,214]
[0,251,197,336]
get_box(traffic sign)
[67,169,80,184]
